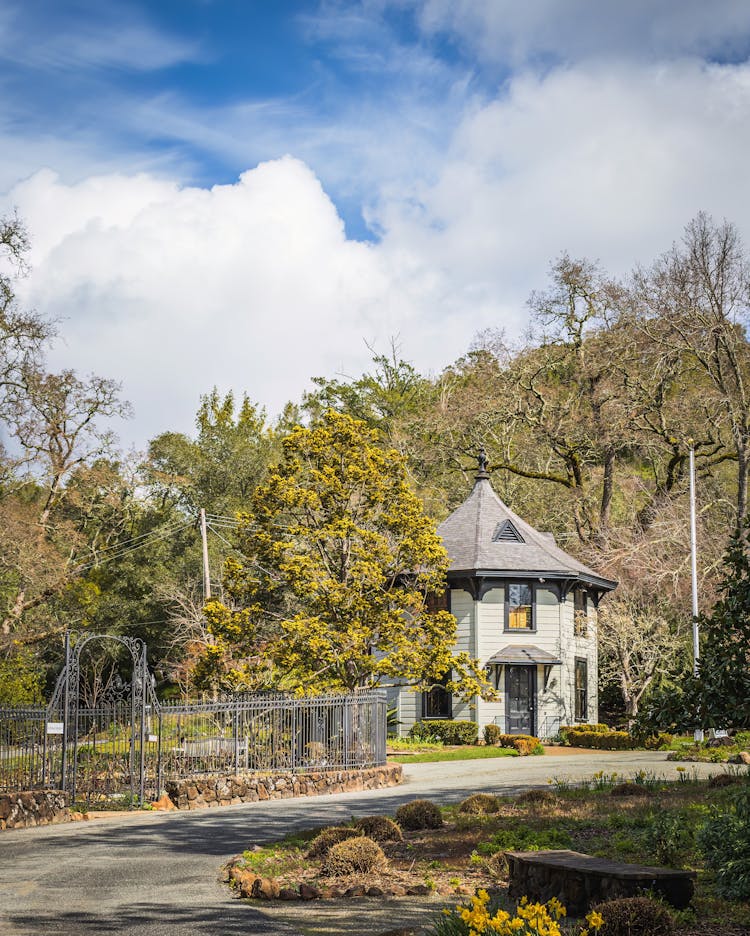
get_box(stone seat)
[506,849,696,914]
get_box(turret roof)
[437,475,617,592]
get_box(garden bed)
[225,769,750,934]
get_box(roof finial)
[476,446,490,480]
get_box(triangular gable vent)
[492,520,525,543]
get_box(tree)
[202,410,492,696]
[636,213,750,528]
[692,526,750,729]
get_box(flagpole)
[689,443,703,741]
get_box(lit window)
[507,583,533,630]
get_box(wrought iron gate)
[46,632,159,805]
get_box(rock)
[366,885,385,897]
[150,794,176,811]
[278,888,300,900]
[344,885,367,897]
[738,751,750,765]
[406,884,432,896]
[228,865,246,886]
[455,885,474,895]
[437,884,455,896]
[238,873,260,898]
[328,887,346,898]
[251,877,280,900]
[389,884,407,896]
[299,883,322,900]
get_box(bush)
[459,793,501,815]
[697,783,750,899]
[484,723,502,745]
[643,732,674,750]
[306,826,362,858]
[516,789,560,808]
[560,722,610,740]
[353,815,403,842]
[591,896,674,936]
[321,836,388,876]
[566,729,638,750]
[495,733,542,755]
[410,720,478,745]
[395,798,443,830]
[708,772,739,789]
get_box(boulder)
[299,883,322,900]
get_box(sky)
[3,0,750,450]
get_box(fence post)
[60,632,70,792]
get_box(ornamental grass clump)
[459,793,501,815]
[321,836,388,876]
[395,798,443,830]
[516,788,560,808]
[353,814,403,842]
[306,826,362,858]
[429,889,603,936]
[589,896,674,936]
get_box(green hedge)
[560,722,610,740]
[484,723,502,745]
[409,720,478,745]
[565,729,638,750]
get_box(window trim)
[503,581,536,633]
[421,670,453,720]
[574,656,588,722]
[573,588,589,637]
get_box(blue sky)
[3,1,750,448]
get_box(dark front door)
[505,665,536,735]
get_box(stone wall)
[0,791,69,830]
[165,763,402,810]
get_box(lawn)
[388,745,519,764]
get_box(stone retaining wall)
[165,763,402,810]
[0,791,69,830]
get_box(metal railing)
[0,690,387,799]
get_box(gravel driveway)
[0,752,727,936]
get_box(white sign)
[148,734,158,743]
[46,722,64,735]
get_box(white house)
[390,454,617,739]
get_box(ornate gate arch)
[48,633,158,804]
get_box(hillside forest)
[2,210,749,727]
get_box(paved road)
[0,753,725,936]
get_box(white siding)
[450,589,474,721]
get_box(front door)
[505,665,536,735]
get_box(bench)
[506,849,696,914]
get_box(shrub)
[484,723,502,745]
[321,836,388,876]
[566,729,638,750]
[459,793,501,815]
[306,826,361,858]
[708,772,739,789]
[645,811,692,867]
[395,798,443,830]
[643,733,674,750]
[590,896,674,936]
[410,720,478,745]
[697,783,750,900]
[495,733,542,755]
[353,815,403,842]
[477,825,573,853]
[516,789,560,808]
[560,722,610,740]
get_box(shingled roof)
[437,470,617,592]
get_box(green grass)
[389,746,519,763]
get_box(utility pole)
[689,444,703,741]
[199,508,211,601]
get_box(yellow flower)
[585,910,604,930]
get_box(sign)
[46,722,64,735]
[148,734,158,743]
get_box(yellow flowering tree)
[203,410,492,696]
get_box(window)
[506,583,533,630]
[422,671,452,719]
[574,658,588,721]
[573,588,588,637]
[426,590,450,614]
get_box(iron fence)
[0,690,387,802]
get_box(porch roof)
[485,644,562,666]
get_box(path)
[0,753,726,936]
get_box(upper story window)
[506,583,534,631]
[426,590,450,614]
[573,588,588,637]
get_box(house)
[390,452,617,739]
